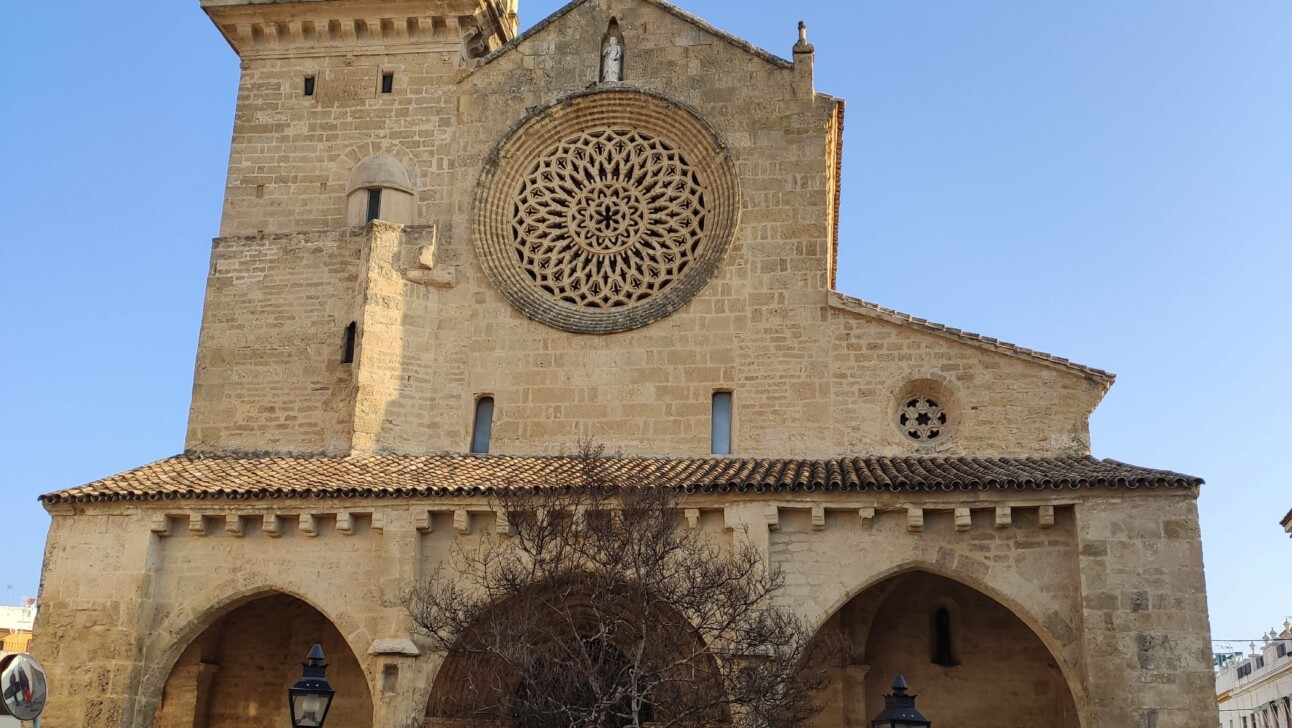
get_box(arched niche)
[152,592,374,728]
[812,570,1080,728]
[346,153,416,226]
[423,583,721,727]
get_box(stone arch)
[138,583,375,728]
[808,564,1085,728]
[422,580,723,727]
[330,142,420,225]
[149,589,375,728]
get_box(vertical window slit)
[933,605,958,666]
[303,76,316,97]
[341,322,356,364]
[366,188,382,223]
[381,72,394,94]
[711,391,732,455]
[471,397,495,454]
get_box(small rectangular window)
[304,76,316,96]
[711,391,732,455]
[1277,643,1287,658]
[381,72,394,94]
[470,396,495,454]
[366,188,382,223]
[341,322,357,364]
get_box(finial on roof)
[794,20,814,54]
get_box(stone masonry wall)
[186,0,1106,458]
[32,488,1215,728]
[186,230,361,454]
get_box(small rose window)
[899,396,947,441]
[892,379,959,446]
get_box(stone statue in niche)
[600,35,624,83]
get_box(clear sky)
[2,0,1289,652]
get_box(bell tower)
[186,0,518,456]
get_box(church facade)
[32,0,1217,726]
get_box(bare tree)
[406,440,840,728]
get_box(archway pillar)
[1070,496,1216,728]
[31,508,164,728]
[369,507,430,728]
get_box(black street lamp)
[871,674,931,728]
[288,644,336,728]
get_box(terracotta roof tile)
[39,453,1202,505]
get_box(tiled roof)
[828,292,1115,385]
[40,453,1201,504]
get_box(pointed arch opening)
[424,581,723,728]
[811,570,1079,727]
[152,592,374,728]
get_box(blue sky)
[2,0,1289,650]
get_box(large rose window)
[475,91,739,334]
[513,129,706,308]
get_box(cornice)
[203,0,515,60]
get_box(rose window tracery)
[475,91,738,334]
[511,129,707,308]
[899,395,948,441]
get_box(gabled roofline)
[465,0,792,77]
[828,291,1116,387]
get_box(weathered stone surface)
[29,1,1215,727]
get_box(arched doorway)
[153,593,374,728]
[815,571,1079,727]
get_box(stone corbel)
[907,507,924,534]
[263,514,281,538]
[811,505,826,531]
[995,506,1012,529]
[684,508,701,529]
[189,513,206,536]
[337,512,355,535]
[151,514,171,537]
[764,504,780,532]
[1039,505,1056,529]
[954,507,972,532]
[858,507,875,528]
[405,227,456,288]
[226,515,244,537]
[300,513,318,537]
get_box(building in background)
[0,599,36,654]
[1216,620,1292,728]
[1281,508,1291,538]
[30,0,1216,726]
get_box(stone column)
[32,508,163,728]
[1073,494,1217,728]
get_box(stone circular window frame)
[890,378,961,450]
[474,89,740,334]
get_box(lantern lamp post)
[288,644,336,728]
[870,674,931,728]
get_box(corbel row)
[151,511,379,539]
[748,503,1060,534]
[219,15,466,57]
[150,503,1063,540]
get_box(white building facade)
[1217,620,1292,728]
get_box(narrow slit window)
[933,607,957,666]
[381,72,394,94]
[366,188,382,223]
[304,76,316,97]
[711,391,732,455]
[341,322,357,364]
[470,397,495,454]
